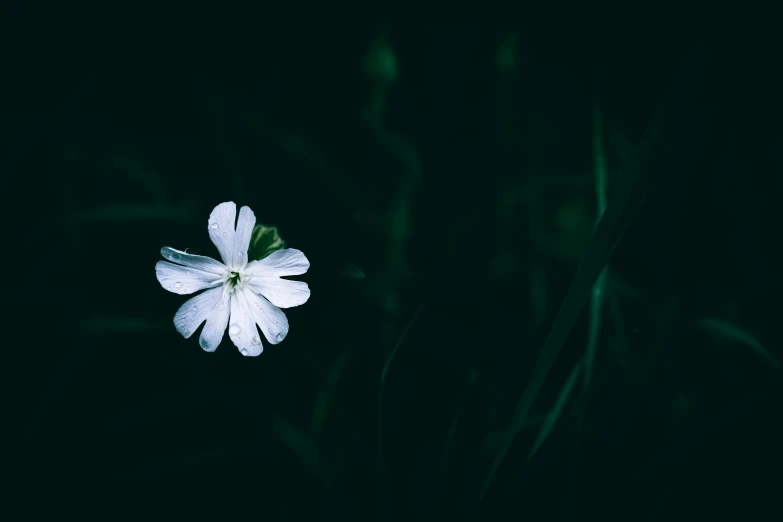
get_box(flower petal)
[227,290,265,357]
[245,248,310,278]
[172,286,230,352]
[199,292,231,352]
[156,261,225,295]
[208,202,237,268]
[247,278,310,308]
[161,247,227,275]
[245,289,289,345]
[232,206,256,270]
[229,287,289,354]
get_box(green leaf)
[247,224,286,261]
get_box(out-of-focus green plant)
[478,44,711,506]
[701,317,780,369]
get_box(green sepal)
[247,224,286,261]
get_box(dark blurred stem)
[566,98,610,521]
[583,102,609,392]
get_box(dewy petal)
[208,202,237,268]
[227,290,265,357]
[232,206,256,270]
[156,261,225,295]
[245,248,310,278]
[246,289,289,345]
[172,286,230,352]
[199,289,231,352]
[161,247,228,275]
[247,278,310,308]
[173,286,228,340]
[233,287,289,352]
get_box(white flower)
[155,202,310,356]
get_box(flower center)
[227,271,242,288]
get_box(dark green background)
[8,17,782,520]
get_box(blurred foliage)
[8,17,783,521]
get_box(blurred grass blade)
[478,43,712,505]
[377,304,426,522]
[701,317,781,369]
[270,416,338,485]
[584,101,610,392]
[528,361,582,460]
[311,347,354,435]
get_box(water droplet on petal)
[240,348,248,356]
[174,281,182,289]
[229,323,241,335]
[275,332,285,343]
[210,223,219,230]
[252,335,262,345]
